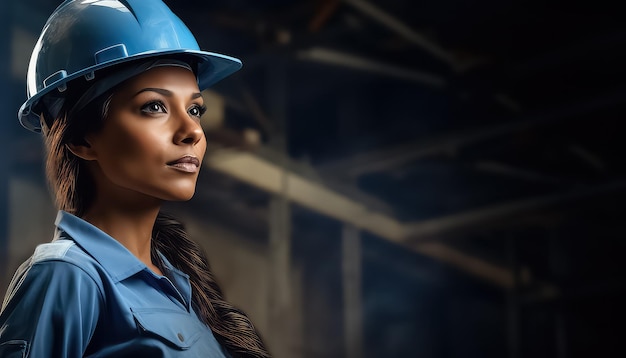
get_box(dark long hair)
[43,75,270,358]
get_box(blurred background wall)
[1,1,625,357]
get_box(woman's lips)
[167,156,200,173]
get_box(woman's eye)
[141,101,166,114]
[189,104,207,118]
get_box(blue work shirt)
[0,211,229,358]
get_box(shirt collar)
[158,252,193,310]
[55,210,147,282]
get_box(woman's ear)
[66,139,97,161]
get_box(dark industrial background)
[1,1,625,357]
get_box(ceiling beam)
[508,30,626,78]
[342,0,462,70]
[473,161,572,185]
[205,147,515,288]
[298,47,446,88]
[409,242,514,288]
[403,178,626,242]
[309,0,340,33]
[205,144,626,289]
[317,89,626,177]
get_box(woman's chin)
[166,191,196,202]
[157,181,198,202]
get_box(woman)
[0,1,270,357]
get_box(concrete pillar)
[555,306,567,358]
[342,224,363,358]
[507,235,520,358]
[0,0,13,293]
[266,59,295,357]
[550,228,567,358]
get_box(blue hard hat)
[19,0,242,132]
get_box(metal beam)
[309,0,340,33]
[473,161,571,185]
[568,144,607,173]
[404,178,626,241]
[409,242,514,288]
[342,0,461,70]
[509,30,626,78]
[298,47,446,88]
[318,119,541,177]
[205,148,515,288]
[318,89,626,177]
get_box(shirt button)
[177,333,185,342]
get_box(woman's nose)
[173,110,204,145]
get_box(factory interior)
[0,0,624,357]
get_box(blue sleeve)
[0,260,103,358]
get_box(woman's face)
[85,65,207,203]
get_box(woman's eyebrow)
[134,88,202,100]
[135,87,172,97]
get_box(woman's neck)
[81,203,162,275]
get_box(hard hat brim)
[18,49,242,132]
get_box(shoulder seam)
[31,259,107,307]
